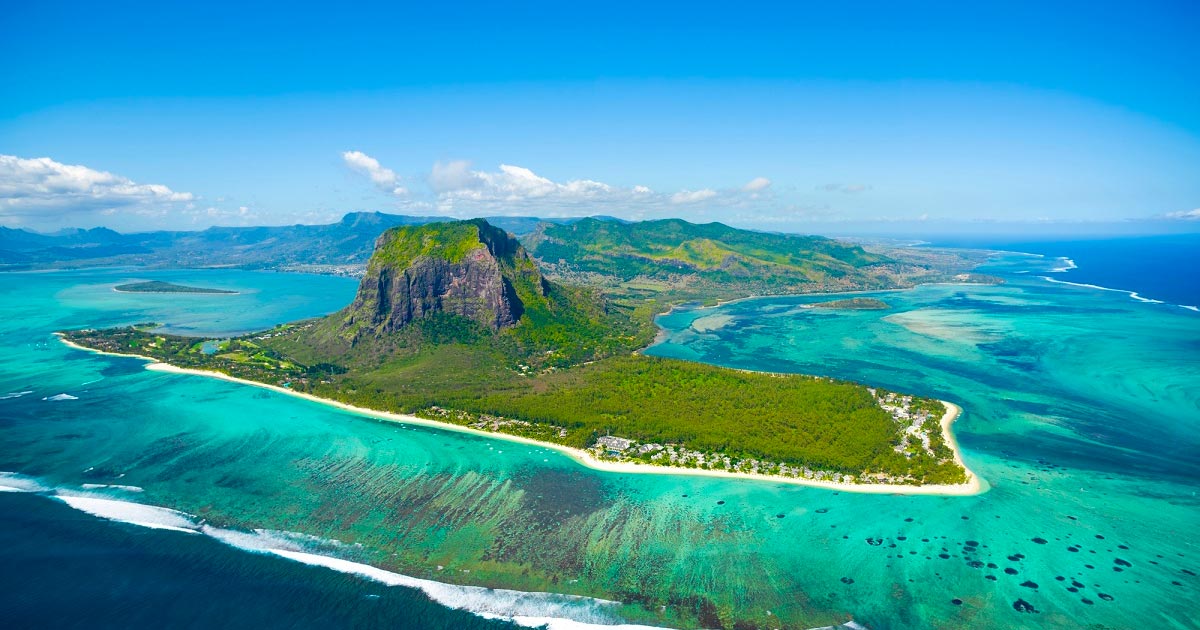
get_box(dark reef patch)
[1012,599,1038,613]
[512,466,610,528]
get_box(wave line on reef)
[1037,276,1181,308]
[2,474,673,630]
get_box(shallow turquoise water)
[1,262,1197,629]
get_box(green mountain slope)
[525,217,892,292]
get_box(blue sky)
[1,0,1198,235]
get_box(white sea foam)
[1181,305,1199,313]
[1047,257,1078,273]
[267,549,663,630]
[80,483,145,493]
[1038,276,1170,306]
[54,495,201,534]
[1128,292,1164,304]
[0,390,34,400]
[43,393,79,401]
[34,476,678,629]
[202,523,664,629]
[0,472,49,492]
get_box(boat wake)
[0,390,34,400]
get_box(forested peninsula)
[62,218,980,489]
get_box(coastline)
[56,335,984,496]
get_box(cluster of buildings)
[590,434,858,484]
[872,389,937,458]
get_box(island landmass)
[61,218,981,493]
[803,297,891,310]
[114,280,238,294]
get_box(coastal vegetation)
[804,297,891,310]
[62,218,971,487]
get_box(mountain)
[341,219,548,338]
[0,212,575,272]
[523,217,993,298]
[524,217,892,293]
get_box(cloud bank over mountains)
[0,155,194,226]
[341,150,771,218]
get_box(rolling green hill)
[525,217,894,293]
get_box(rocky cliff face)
[342,220,546,340]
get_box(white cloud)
[343,153,778,219]
[342,150,406,195]
[670,189,719,204]
[818,183,872,194]
[0,154,194,226]
[742,177,771,192]
[428,160,480,193]
[1164,208,1200,221]
[432,161,614,203]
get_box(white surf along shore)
[56,334,984,496]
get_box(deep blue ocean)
[929,233,1200,308]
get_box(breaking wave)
[1038,276,1183,308]
[2,474,672,630]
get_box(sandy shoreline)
[56,334,984,496]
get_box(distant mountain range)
[2,213,991,296]
[0,212,572,273]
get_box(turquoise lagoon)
[0,260,1197,629]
